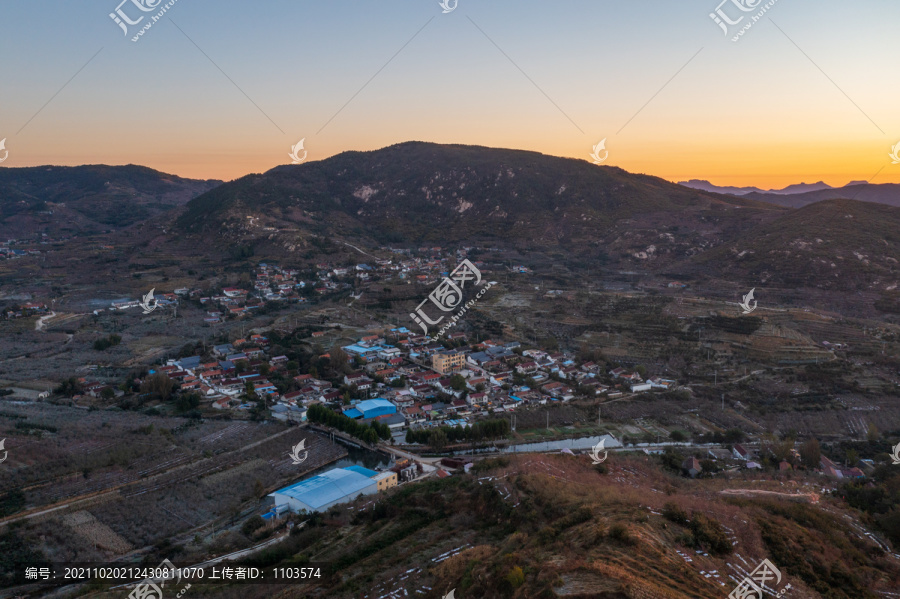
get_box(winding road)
[35,311,56,331]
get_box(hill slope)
[688,199,900,290]
[0,165,222,237]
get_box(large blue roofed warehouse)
[342,398,396,420]
[269,466,397,515]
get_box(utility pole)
[722,393,724,411]
[546,411,549,431]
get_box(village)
[67,320,870,490]
[35,245,882,495]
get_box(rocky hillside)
[687,199,900,292]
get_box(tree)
[449,374,467,392]
[140,373,175,401]
[242,515,265,536]
[430,429,448,450]
[100,387,115,400]
[723,429,745,443]
[175,392,201,413]
[93,335,122,351]
[330,347,349,370]
[540,336,559,351]
[670,430,688,442]
[363,428,379,445]
[772,437,795,463]
[867,424,880,442]
[799,439,820,469]
[55,377,82,397]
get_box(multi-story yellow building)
[432,351,465,374]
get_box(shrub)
[0,490,26,518]
[690,513,732,555]
[662,503,689,525]
[242,516,266,536]
[505,565,525,589]
[607,524,633,545]
[470,457,510,474]
[93,334,122,351]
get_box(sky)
[1,0,899,188]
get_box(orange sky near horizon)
[11,136,894,191]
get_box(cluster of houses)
[3,301,49,321]
[311,251,480,291]
[153,335,291,410]
[82,250,500,325]
[0,239,43,260]
[252,263,308,302]
[82,322,679,435]
[106,292,179,313]
[303,330,676,429]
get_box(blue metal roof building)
[344,399,396,420]
[269,467,378,514]
[344,465,378,477]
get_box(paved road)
[379,444,442,465]
[109,529,299,590]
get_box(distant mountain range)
[5,145,899,298]
[678,179,900,208]
[678,179,845,196]
[0,165,221,238]
[742,183,900,208]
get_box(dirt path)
[341,241,381,261]
[719,488,819,503]
[35,311,56,331]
